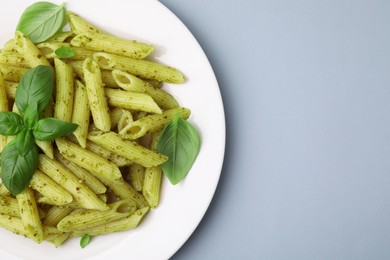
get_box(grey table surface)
[160,1,390,259]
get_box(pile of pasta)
[0,12,189,246]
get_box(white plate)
[0,0,225,259]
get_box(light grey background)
[160,1,390,259]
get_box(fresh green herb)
[0,66,78,195]
[33,118,78,141]
[15,65,54,115]
[55,46,75,58]
[1,140,38,195]
[80,234,91,248]
[16,2,67,43]
[23,103,39,128]
[156,114,201,185]
[15,130,35,156]
[0,112,24,136]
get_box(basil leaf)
[15,65,54,115]
[55,47,75,58]
[16,2,67,43]
[156,115,201,184]
[23,103,39,128]
[80,234,91,248]
[0,112,24,136]
[33,118,78,141]
[1,141,38,195]
[15,130,35,157]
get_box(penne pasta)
[4,80,18,100]
[16,188,44,243]
[14,31,51,67]
[83,57,111,131]
[44,206,74,226]
[54,58,74,122]
[0,183,11,196]
[143,166,162,208]
[71,80,90,147]
[67,11,105,35]
[112,69,179,109]
[58,200,137,232]
[0,64,28,82]
[54,150,107,194]
[30,169,74,205]
[69,60,119,88]
[128,164,145,192]
[0,196,20,217]
[38,154,109,211]
[71,207,149,237]
[0,214,32,239]
[105,88,162,114]
[0,51,30,68]
[120,107,190,140]
[71,32,154,59]
[38,42,95,60]
[55,137,122,180]
[87,131,168,167]
[93,52,185,84]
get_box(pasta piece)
[14,31,51,67]
[0,214,32,238]
[0,183,11,196]
[112,70,179,109]
[120,107,190,140]
[58,200,137,232]
[71,80,90,147]
[67,134,132,167]
[128,164,145,192]
[30,169,74,205]
[71,207,149,237]
[54,58,74,122]
[110,108,126,130]
[0,64,28,82]
[88,131,168,167]
[93,52,185,83]
[16,188,43,243]
[44,206,73,226]
[4,80,18,100]
[38,154,109,210]
[69,60,118,88]
[1,39,18,52]
[105,88,162,114]
[0,51,30,68]
[143,166,162,208]
[55,138,122,180]
[54,150,107,194]
[67,11,105,35]
[71,32,154,59]
[0,196,20,217]
[45,232,71,248]
[83,57,111,131]
[37,42,95,60]
[48,31,74,42]
[0,72,8,152]
[117,109,133,132]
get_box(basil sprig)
[156,114,201,184]
[16,2,67,43]
[0,65,78,195]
